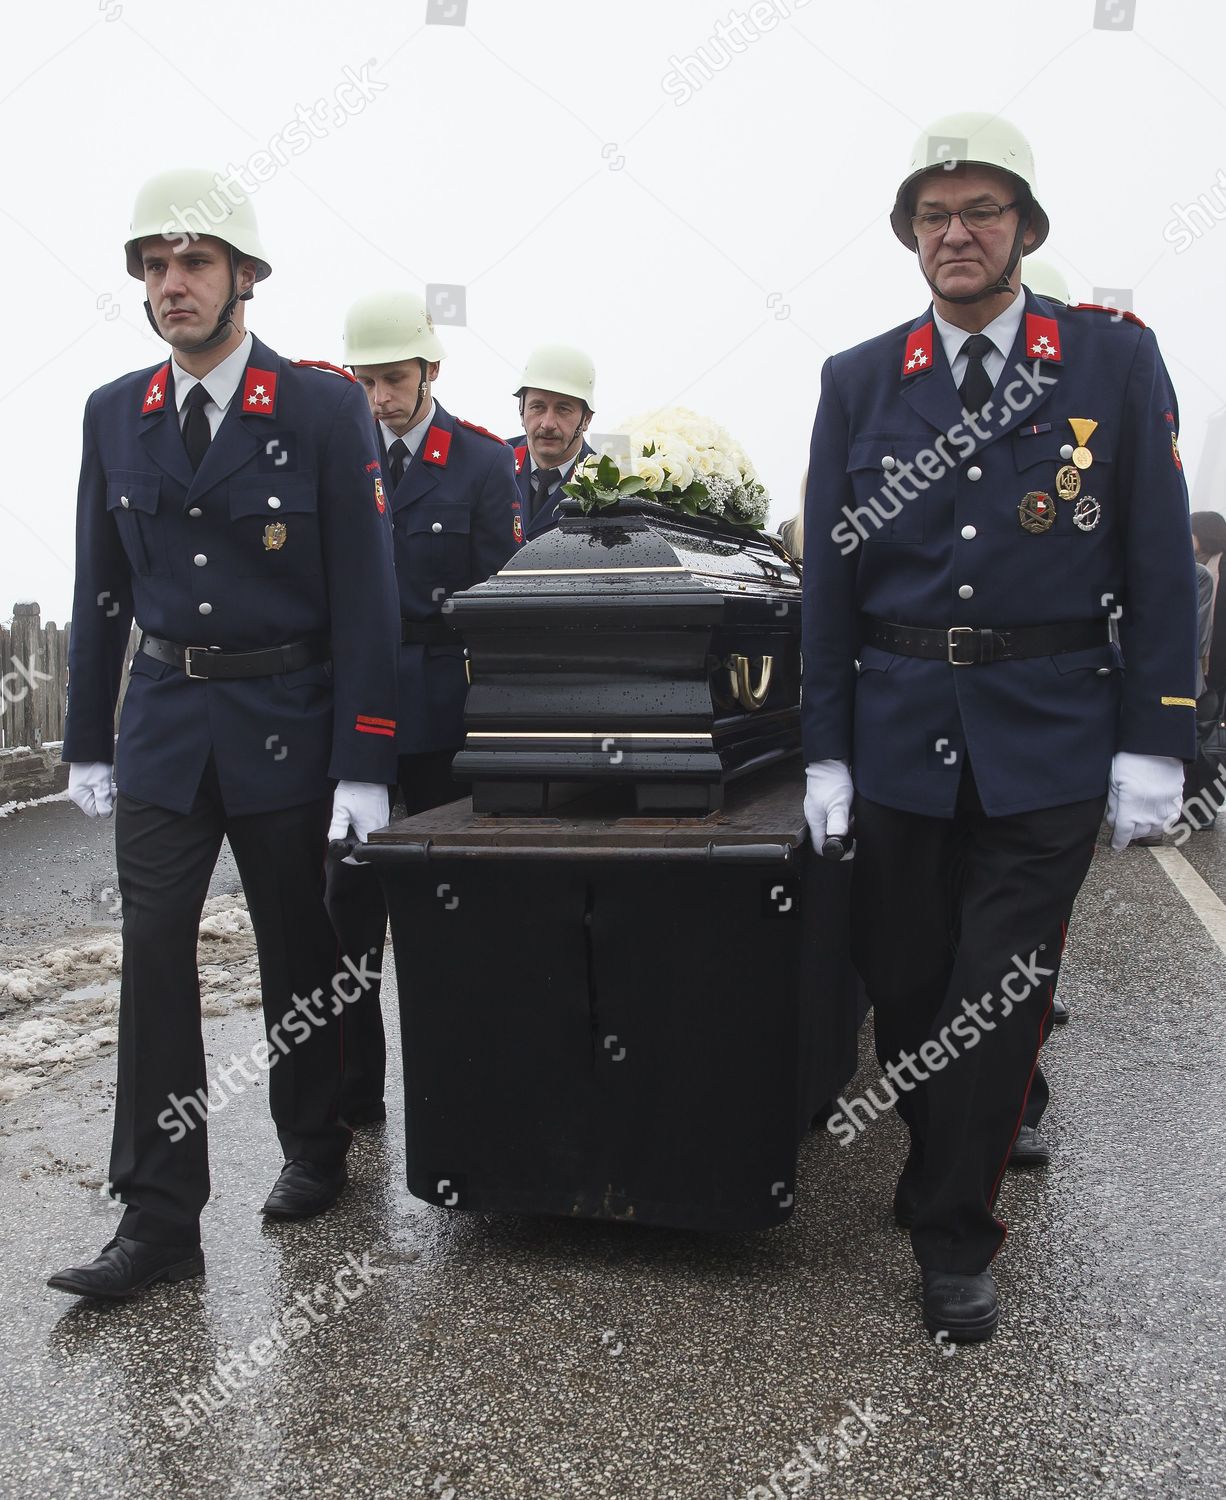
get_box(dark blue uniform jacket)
[63,335,400,814]
[801,291,1198,817]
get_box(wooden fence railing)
[0,602,138,751]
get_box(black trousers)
[323,748,464,1112]
[1183,687,1223,822]
[851,767,1104,1273]
[110,758,348,1245]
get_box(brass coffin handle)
[728,653,773,710]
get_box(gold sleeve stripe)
[1161,696,1197,708]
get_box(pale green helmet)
[514,343,596,406]
[1023,257,1071,304]
[890,112,1049,253]
[344,290,447,366]
[125,167,271,281]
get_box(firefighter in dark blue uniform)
[323,289,521,1124]
[506,343,597,540]
[802,114,1197,1342]
[49,170,400,1300]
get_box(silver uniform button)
[1096,667,1112,677]
[193,553,207,567]
[188,506,203,518]
[1060,443,1074,460]
[961,524,977,540]
[958,584,974,600]
[431,521,443,534]
[881,455,896,470]
[198,602,213,615]
[120,496,130,508]
[267,497,281,509]
[966,465,983,482]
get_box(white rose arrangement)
[562,406,770,528]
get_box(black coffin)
[363,765,858,1232]
[449,499,802,814]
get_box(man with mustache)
[801,114,1197,1341]
[49,169,399,1300]
[507,344,597,540]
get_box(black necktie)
[531,466,561,517]
[182,383,212,471]
[388,438,409,489]
[958,334,994,415]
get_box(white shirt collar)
[381,400,436,459]
[530,446,584,484]
[172,331,252,416]
[932,287,1025,375]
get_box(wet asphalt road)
[1,802,1225,1499]
[0,798,241,951]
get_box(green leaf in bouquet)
[617,475,646,495]
[596,454,620,488]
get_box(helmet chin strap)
[143,247,252,355]
[919,215,1029,307]
[404,358,430,431]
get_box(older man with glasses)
[801,113,1197,1342]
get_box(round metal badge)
[1019,491,1056,533]
[1072,495,1102,532]
[1055,464,1082,501]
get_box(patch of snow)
[0,791,70,819]
[0,893,260,1103]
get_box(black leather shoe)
[1051,994,1070,1025]
[47,1236,203,1300]
[340,1100,386,1128]
[1008,1125,1051,1167]
[261,1160,348,1219]
[921,1269,999,1342]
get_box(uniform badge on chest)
[264,521,288,551]
[1019,490,1055,533]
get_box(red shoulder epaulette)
[1069,302,1148,330]
[457,418,507,445]
[291,359,357,382]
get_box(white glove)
[804,760,853,850]
[68,762,115,819]
[328,781,390,864]
[1106,751,1184,851]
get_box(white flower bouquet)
[562,406,771,529]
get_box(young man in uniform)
[801,114,1197,1341]
[49,169,399,1300]
[323,289,520,1125]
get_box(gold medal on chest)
[263,522,287,551]
[1068,418,1098,471]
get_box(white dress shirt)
[933,287,1025,391]
[380,400,436,461]
[172,331,252,438]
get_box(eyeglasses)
[910,202,1019,237]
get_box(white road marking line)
[1149,846,1226,957]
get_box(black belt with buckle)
[861,616,1110,666]
[401,617,463,646]
[140,633,330,680]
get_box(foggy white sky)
[3,0,1225,624]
